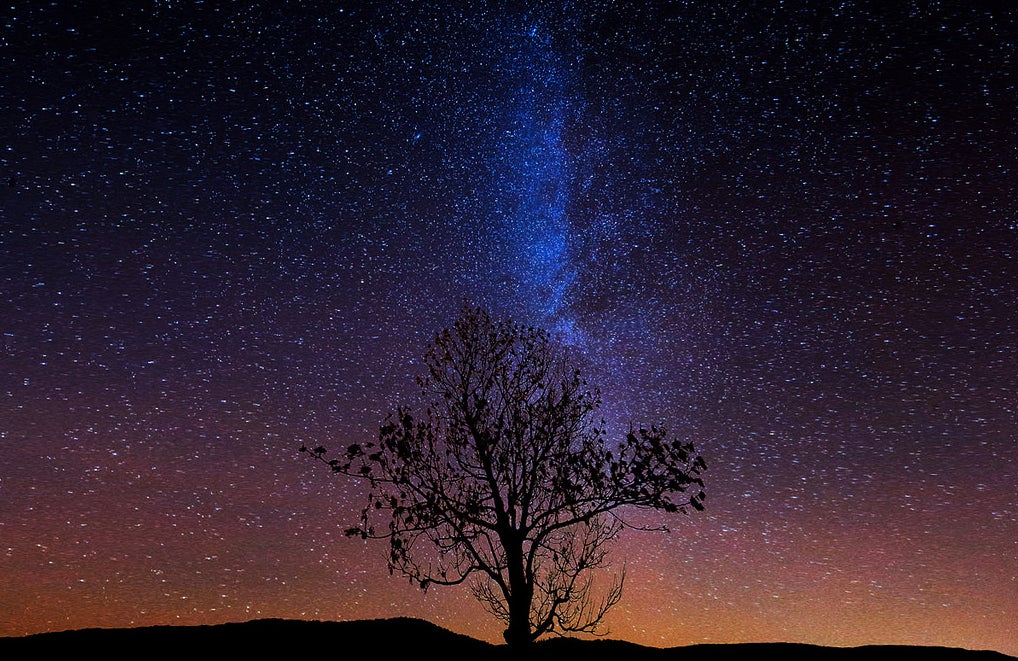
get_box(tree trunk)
[502,536,533,649]
[503,590,533,648]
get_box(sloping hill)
[0,617,1012,661]
[532,636,1015,661]
[0,617,495,659]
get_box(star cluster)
[2,1,1016,655]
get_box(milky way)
[2,2,1016,655]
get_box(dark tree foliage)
[302,306,706,649]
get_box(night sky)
[2,1,1016,655]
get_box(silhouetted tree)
[302,306,706,649]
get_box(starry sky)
[2,0,1016,655]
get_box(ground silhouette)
[1,617,1013,661]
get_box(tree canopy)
[302,306,706,648]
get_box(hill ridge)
[1,617,1013,660]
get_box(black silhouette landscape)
[1,618,1014,661]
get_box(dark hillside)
[0,618,496,659]
[0,618,1013,661]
